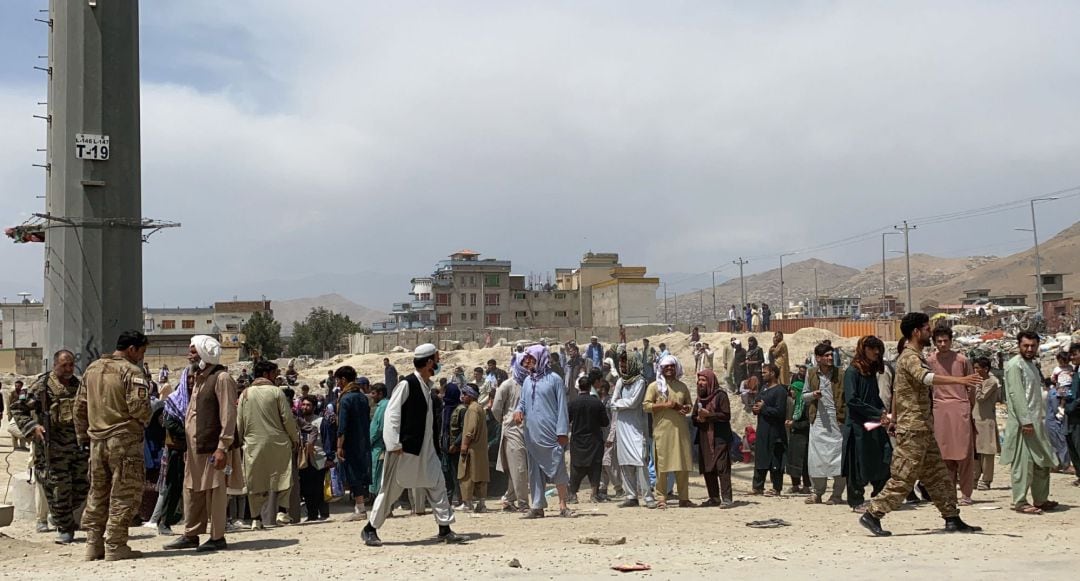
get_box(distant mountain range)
[272,293,387,329]
[661,219,1080,320]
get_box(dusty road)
[1,460,1077,580]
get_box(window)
[181,320,195,329]
[485,293,500,306]
[460,293,467,306]
[161,320,176,330]
[514,292,526,300]
[555,311,567,317]
[470,313,477,321]
[534,293,539,298]
[1042,275,1056,285]
[555,293,566,299]
[470,293,477,306]
[418,293,430,301]
[574,310,579,315]
[206,320,213,324]
[486,313,501,326]
[515,311,528,317]
[533,311,539,316]
[460,313,467,321]
[436,293,450,306]
[437,314,451,326]
[485,274,500,287]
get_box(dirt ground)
[1,457,1078,580]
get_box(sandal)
[1013,504,1043,515]
[804,496,821,505]
[824,498,840,506]
[701,498,720,508]
[764,489,777,497]
[959,497,973,506]
[654,501,668,510]
[1035,501,1059,511]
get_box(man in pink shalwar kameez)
[928,327,976,505]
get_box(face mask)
[590,388,598,397]
[18,393,27,401]
[433,364,441,375]
[198,360,207,370]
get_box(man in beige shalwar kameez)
[238,360,299,528]
[164,336,238,553]
[643,355,695,508]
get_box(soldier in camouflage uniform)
[10,349,90,544]
[859,312,984,537]
[75,331,153,562]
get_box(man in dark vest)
[363,343,464,547]
[164,335,238,553]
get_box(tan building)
[590,266,661,326]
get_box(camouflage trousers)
[33,445,90,533]
[82,433,145,550]
[869,429,959,519]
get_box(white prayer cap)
[414,343,437,358]
[190,335,222,365]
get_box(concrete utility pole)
[894,221,916,314]
[698,290,703,324]
[779,253,796,321]
[733,258,748,307]
[44,0,143,371]
[1027,197,1059,315]
[881,232,900,317]
[813,267,819,318]
[663,282,668,324]
[711,271,716,321]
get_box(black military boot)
[859,512,892,537]
[362,524,382,547]
[438,525,465,544]
[944,516,982,533]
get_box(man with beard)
[610,352,657,509]
[745,337,764,383]
[12,349,89,545]
[363,344,463,546]
[163,335,238,553]
[644,355,695,508]
[731,339,748,392]
[694,369,733,507]
[928,326,976,506]
[804,343,845,505]
[859,312,983,536]
[336,366,372,522]
[843,336,892,511]
[1003,331,1058,514]
[752,364,788,497]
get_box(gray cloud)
[2,1,1079,305]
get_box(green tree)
[242,310,283,359]
[287,307,364,357]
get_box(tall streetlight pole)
[733,258,748,307]
[663,282,669,324]
[711,271,717,321]
[894,221,916,313]
[779,253,797,322]
[1027,197,1059,315]
[881,232,900,317]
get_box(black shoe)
[362,525,382,547]
[195,537,227,552]
[943,516,982,533]
[520,509,545,519]
[163,535,200,550]
[859,512,892,537]
[439,529,466,544]
[617,499,639,508]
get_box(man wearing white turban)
[164,335,239,553]
[644,355,695,508]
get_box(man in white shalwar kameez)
[610,351,657,509]
[362,344,464,546]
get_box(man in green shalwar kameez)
[1003,331,1058,514]
[369,385,389,496]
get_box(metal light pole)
[733,258,748,306]
[711,271,717,321]
[881,232,900,317]
[1027,197,1059,315]
[779,253,796,322]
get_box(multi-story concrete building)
[376,250,660,331]
[805,296,862,318]
[0,300,46,349]
[143,300,273,366]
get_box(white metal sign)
[75,133,110,160]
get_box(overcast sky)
[2,1,1079,309]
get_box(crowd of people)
[2,310,1078,559]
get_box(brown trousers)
[183,485,228,540]
[458,479,488,504]
[944,456,975,497]
[972,453,995,485]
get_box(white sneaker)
[276,514,292,526]
[141,521,159,529]
[251,519,265,531]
